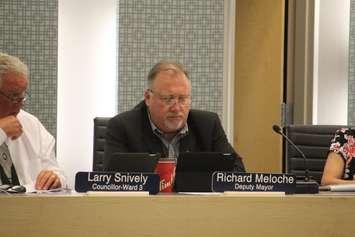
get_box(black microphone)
[272,125,319,194]
[272,125,310,181]
[0,184,26,194]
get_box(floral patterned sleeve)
[329,128,355,179]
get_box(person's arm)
[0,116,23,141]
[0,115,63,190]
[211,114,245,172]
[104,116,131,169]
[33,119,67,190]
[321,152,355,185]
[105,117,130,152]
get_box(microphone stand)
[272,125,319,194]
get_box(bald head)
[147,60,189,89]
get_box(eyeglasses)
[148,89,191,106]
[0,90,30,104]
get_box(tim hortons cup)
[155,159,176,192]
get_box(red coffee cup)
[155,159,176,192]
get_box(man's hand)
[35,170,62,190]
[0,116,23,140]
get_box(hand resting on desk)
[35,170,61,190]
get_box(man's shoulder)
[189,109,218,120]
[17,110,51,136]
[17,110,41,124]
[110,101,146,124]
[187,109,220,132]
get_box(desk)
[0,192,354,237]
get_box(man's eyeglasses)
[148,89,191,106]
[0,90,30,104]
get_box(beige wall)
[234,0,285,172]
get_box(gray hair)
[0,52,29,88]
[147,60,189,89]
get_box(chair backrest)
[93,117,111,171]
[285,125,344,184]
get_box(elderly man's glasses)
[148,89,191,106]
[0,90,30,104]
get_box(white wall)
[57,0,117,187]
[223,0,235,143]
[313,0,350,125]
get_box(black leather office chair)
[93,117,111,171]
[285,125,344,184]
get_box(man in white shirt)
[0,52,66,191]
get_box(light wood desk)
[0,192,354,237]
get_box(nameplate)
[211,172,296,193]
[75,172,160,194]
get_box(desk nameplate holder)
[75,171,160,194]
[211,172,296,194]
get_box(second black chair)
[285,125,344,184]
[93,117,111,171]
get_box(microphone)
[0,184,26,194]
[272,125,310,181]
[272,125,319,194]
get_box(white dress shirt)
[0,110,67,191]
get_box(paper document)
[86,191,149,196]
[177,192,223,196]
[223,191,285,196]
[30,188,72,194]
[320,184,355,192]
